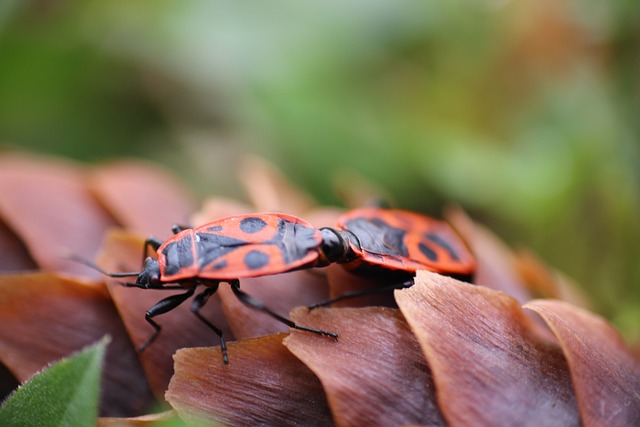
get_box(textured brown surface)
[166,334,333,426]
[526,299,640,426]
[285,307,446,427]
[396,270,580,426]
[0,154,117,277]
[90,160,196,239]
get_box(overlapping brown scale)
[396,270,580,426]
[525,299,640,426]
[239,156,316,216]
[0,153,117,277]
[284,306,446,427]
[96,230,235,397]
[3,152,636,427]
[0,273,153,417]
[166,334,333,427]
[90,161,197,239]
[446,206,533,303]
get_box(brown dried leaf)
[285,306,446,427]
[91,160,196,239]
[0,153,117,276]
[446,206,532,303]
[217,270,330,339]
[396,270,580,426]
[525,300,640,426]
[96,230,234,396]
[166,334,333,427]
[0,273,153,417]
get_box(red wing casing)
[157,213,322,282]
[336,208,475,275]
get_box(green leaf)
[0,336,109,427]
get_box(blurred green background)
[0,1,638,339]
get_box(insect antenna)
[65,254,140,278]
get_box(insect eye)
[137,258,161,287]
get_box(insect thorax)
[318,227,358,265]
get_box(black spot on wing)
[211,260,228,270]
[240,217,267,233]
[425,232,460,261]
[344,217,408,257]
[418,242,438,262]
[162,235,195,276]
[244,250,269,270]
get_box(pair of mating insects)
[82,207,475,364]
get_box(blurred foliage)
[0,1,638,338]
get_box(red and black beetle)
[80,208,474,363]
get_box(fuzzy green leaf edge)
[0,336,109,427]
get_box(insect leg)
[143,237,164,262]
[123,283,184,290]
[229,280,338,339]
[171,224,191,234]
[139,288,195,352]
[191,283,229,364]
[307,279,414,310]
